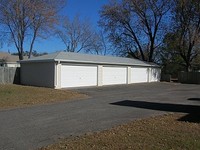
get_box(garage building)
[20,52,161,89]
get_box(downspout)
[54,61,61,89]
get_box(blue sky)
[0,0,109,54]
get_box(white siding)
[4,63,20,67]
[150,68,161,82]
[131,67,148,83]
[61,65,97,88]
[102,67,127,85]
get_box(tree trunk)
[29,30,37,59]
[186,63,192,72]
[18,52,24,60]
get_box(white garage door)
[61,65,97,88]
[102,67,127,85]
[131,67,148,83]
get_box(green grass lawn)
[41,113,200,150]
[0,84,87,109]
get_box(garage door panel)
[103,67,127,85]
[131,68,148,83]
[61,65,97,88]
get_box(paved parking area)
[0,82,200,150]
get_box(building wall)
[5,63,20,67]
[21,61,161,89]
[1,62,20,67]
[20,62,55,88]
[149,67,161,82]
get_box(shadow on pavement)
[110,100,200,123]
[188,98,200,101]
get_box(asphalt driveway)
[0,82,200,150]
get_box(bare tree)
[170,0,200,71]
[57,16,103,54]
[99,0,172,62]
[0,0,65,60]
[87,31,113,56]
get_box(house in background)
[20,51,161,89]
[0,52,28,67]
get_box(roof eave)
[19,59,56,63]
[56,59,154,67]
[18,58,159,67]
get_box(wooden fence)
[178,72,200,84]
[0,67,20,84]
